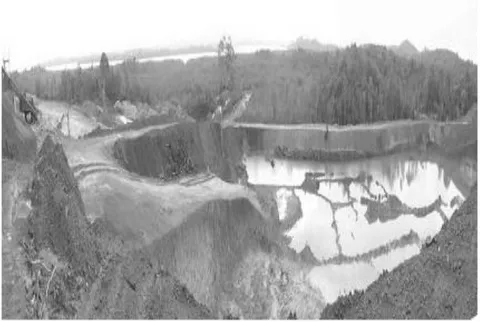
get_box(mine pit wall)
[112,122,245,183]
[225,121,477,161]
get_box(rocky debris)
[321,184,477,319]
[2,91,37,162]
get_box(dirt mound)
[321,184,477,319]
[28,135,99,279]
[2,91,37,162]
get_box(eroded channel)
[245,151,473,303]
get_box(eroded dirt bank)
[321,184,477,319]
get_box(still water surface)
[245,151,469,303]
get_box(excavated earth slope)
[21,136,214,319]
[321,184,477,319]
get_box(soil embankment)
[321,184,477,319]
[226,120,476,161]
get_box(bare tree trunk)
[101,80,106,108]
[67,107,71,137]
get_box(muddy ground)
[321,184,477,319]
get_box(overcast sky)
[0,0,477,70]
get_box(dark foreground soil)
[321,184,477,319]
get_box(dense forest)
[12,42,477,125]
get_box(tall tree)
[99,52,110,107]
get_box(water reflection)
[246,151,469,304]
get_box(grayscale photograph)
[1,0,477,319]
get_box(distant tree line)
[240,44,477,124]
[13,43,477,124]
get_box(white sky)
[0,0,477,70]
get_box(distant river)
[45,45,287,71]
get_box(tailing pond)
[245,151,473,303]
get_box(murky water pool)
[245,151,471,303]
